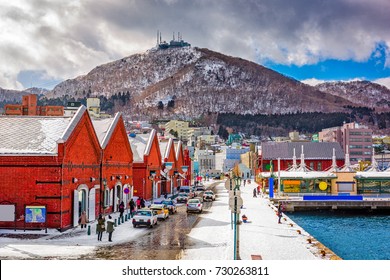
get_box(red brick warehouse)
[0,106,102,231]
[129,129,163,201]
[92,113,133,215]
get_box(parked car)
[203,190,216,201]
[132,209,158,228]
[160,199,177,214]
[186,198,203,213]
[149,204,169,220]
[176,192,189,203]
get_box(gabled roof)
[0,106,86,155]
[159,138,173,161]
[128,133,150,162]
[261,142,345,160]
[128,130,157,162]
[175,140,183,161]
[92,113,121,149]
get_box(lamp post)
[165,162,173,195]
[149,172,156,204]
[233,175,242,260]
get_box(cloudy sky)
[1,0,390,90]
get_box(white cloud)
[0,0,389,90]
[373,77,390,89]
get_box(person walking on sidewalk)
[129,198,136,217]
[106,215,115,242]
[277,203,283,224]
[79,210,88,229]
[119,201,125,218]
[136,197,141,209]
[253,188,257,197]
[97,214,106,241]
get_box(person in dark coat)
[106,215,115,242]
[96,214,106,241]
[140,197,146,208]
[129,198,136,217]
[253,188,257,197]
[119,201,125,218]
[277,203,283,224]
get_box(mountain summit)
[47,46,353,119]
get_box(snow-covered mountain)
[46,47,352,119]
[315,80,390,110]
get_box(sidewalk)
[182,180,325,260]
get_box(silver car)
[186,198,203,213]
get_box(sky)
[1,0,390,90]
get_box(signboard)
[224,179,233,190]
[269,177,274,198]
[25,205,46,223]
[229,196,243,212]
[283,179,301,192]
[0,205,15,222]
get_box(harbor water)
[288,211,390,260]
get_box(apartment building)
[319,122,372,164]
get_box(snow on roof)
[91,113,121,148]
[0,116,73,155]
[128,133,151,162]
[355,171,390,179]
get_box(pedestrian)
[106,215,115,242]
[257,185,261,195]
[129,198,136,217]
[164,192,168,199]
[253,188,257,197]
[136,197,141,209]
[79,210,88,229]
[96,214,106,241]
[119,201,125,218]
[277,203,283,224]
[242,214,248,223]
[140,197,146,208]
[244,179,246,186]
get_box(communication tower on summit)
[156,30,191,49]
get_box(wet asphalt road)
[81,183,219,260]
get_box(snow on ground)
[182,180,320,260]
[0,180,323,260]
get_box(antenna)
[173,32,175,41]
[157,30,159,45]
[160,31,162,44]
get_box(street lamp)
[230,172,242,260]
[149,171,156,204]
[165,162,173,195]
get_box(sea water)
[287,211,390,260]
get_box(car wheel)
[199,209,202,213]
[150,223,153,228]
[133,224,136,228]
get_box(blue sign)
[25,206,46,223]
[269,177,274,198]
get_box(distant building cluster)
[4,94,63,116]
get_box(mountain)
[47,47,353,119]
[315,80,390,110]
